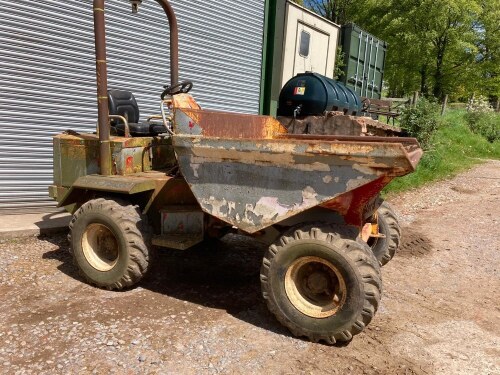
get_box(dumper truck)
[49,0,422,344]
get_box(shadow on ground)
[34,211,71,236]
[41,233,295,340]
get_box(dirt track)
[0,160,499,375]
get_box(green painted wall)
[260,0,286,116]
[340,24,387,99]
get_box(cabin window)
[299,31,310,57]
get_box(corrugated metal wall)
[0,0,265,211]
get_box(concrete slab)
[0,211,71,239]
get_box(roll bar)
[93,0,179,175]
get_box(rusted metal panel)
[53,133,175,188]
[152,233,204,250]
[55,136,100,187]
[278,133,423,171]
[53,139,62,187]
[70,175,157,194]
[172,134,422,233]
[151,144,177,170]
[173,108,287,139]
[277,133,418,145]
[320,176,392,226]
[113,147,150,175]
[57,174,158,209]
[160,206,204,235]
[48,185,69,200]
[277,113,403,137]
[54,172,197,224]
[169,94,202,110]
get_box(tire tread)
[260,223,382,344]
[69,198,152,290]
[372,201,401,266]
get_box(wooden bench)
[362,98,409,126]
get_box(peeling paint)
[346,177,372,190]
[191,163,200,178]
[170,110,422,233]
[253,197,290,217]
[352,163,376,175]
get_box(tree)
[303,0,498,101]
[303,0,360,25]
[363,0,481,99]
[475,0,500,103]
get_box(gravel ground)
[0,160,499,375]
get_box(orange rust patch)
[171,93,202,110]
[178,108,287,139]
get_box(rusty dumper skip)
[49,0,422,344]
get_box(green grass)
[384,109,500,195]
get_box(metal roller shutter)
[0,0,265,211]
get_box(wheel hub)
[306,272,329,294]
[82,223,119,272]
[285,256,346,318]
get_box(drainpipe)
[93,0,111,176]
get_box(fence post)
[441,94,448,116]
[412,91,419,108]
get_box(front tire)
[260,224,381,344]
[69,198,152,290]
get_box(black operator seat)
[107,89,167,136]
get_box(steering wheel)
[161,80,193,99]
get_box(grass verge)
[384,109,500,195]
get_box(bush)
[448,102,467,109]
[465,96,499,142]
[466,95,494,113]
[384,108,500,195]
[465,111,500,142]
[399,98,440,149]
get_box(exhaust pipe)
[155,0,179,86]
[93,0,111,176]
[93,0,180,176]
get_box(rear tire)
[369,202,401,266]
[69,198,152,290]
[260,224,381,344]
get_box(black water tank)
[278,72,362,117]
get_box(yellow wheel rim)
[82,223,119,272]
[285,256,346,318]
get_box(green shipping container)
[340,24,387,99]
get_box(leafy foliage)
[333,46,345,80]
[385,109,500,194]
[302,0,500,102]
[465,96,500,142]
[303,0,359,25]
[466,95,494,113]
[399,99,440,149]
[465,112,500,142]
